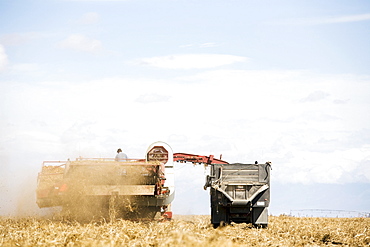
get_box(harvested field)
[0,215,369,246]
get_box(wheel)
[211,205,229,228]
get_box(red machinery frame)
[173,153,228,165]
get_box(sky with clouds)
[0,0,370,216]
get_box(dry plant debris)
[0,215,369,246]
[38,166,65,191]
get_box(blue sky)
[0,0,370,216]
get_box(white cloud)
[58,34,102,53]
[300,91,330,103]
[0,33,28,46]
[0,32,41,46]
[135,94,171,103]
[180,43,219,49]
[168,134,188,144]
[179,44,194,48]
[64,0,129,1]
[77,12,100,25]
[276,13,370,26]
[11,63,40,73]
[318,13,370,24]
[199,42,218,48]
[273,147,370,184]
[0,44,8,71]
[133,54,247,69]
[1,70,370,186]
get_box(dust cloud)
[35,160,163,222]
[0,170,45,217]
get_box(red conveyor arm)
[173,153,229,165]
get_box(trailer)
[204,162,271,228]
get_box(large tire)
[211,205,228,228]
[120,206,160,220]
[138,206,160,219]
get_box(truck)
[36,142,175,221]
[204,161,272,228]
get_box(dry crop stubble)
[0,215,369,246]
